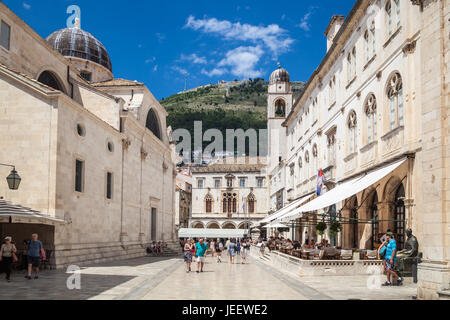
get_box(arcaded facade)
[191,159,268,230]
[265,0,449,299]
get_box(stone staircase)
[438,289,450,300]
[147,240,182,257]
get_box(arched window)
[274,99,286,117]
[247,193,256,214]
[395,184,406,250]
[370,192,379,250]
[348,110,357,154]
[364,23,376,63]
[386,1,393,36]
[387,73,404,130]
[38,71,64,92]
[305,151,310,178]
[146,109,162,140]
[394,0,401,28]
[365,94,377,143]
[205,194,213,213]
[223,193,238,215]
[312,144,318,176]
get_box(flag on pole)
[317,170,324,196]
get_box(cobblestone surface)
[0,254,418,300]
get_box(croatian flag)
[317,170,324,196]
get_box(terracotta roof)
[91,78,145,87]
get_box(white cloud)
[180,53,207,65]
[217,46,264,79]
[172,66,188,75]
[297,7,318,32]
[185,16,293,57]
[153,65,158,72]
[23,2,31,10]
[201,68,227,77]
[145,57,156,64]
[156,33,166,42]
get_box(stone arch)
[360,187,380,250]
[380,175,406,247]
[207,222,221,229]
[37,70,65,93]
[274,98,286,117]
[146,108,162,140]
[237,222,248,230]
[191,221,205,229]
[222,222,237,229]
[342,195,359,249]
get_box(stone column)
[415,0,450,300]
[341,208,352,249]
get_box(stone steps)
[438,290,450,300]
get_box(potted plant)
[329,221,342,236]
[316,222,327,236]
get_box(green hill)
[160,78,305,156]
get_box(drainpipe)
[67,66,74,99]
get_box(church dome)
[46,26,112,72]
[270,66,290,84]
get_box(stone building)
[175,167,193,230]
[264,0,449,299]
[190,158,268,230]
[0,3,177,267]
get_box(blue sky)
[4,0,354,100]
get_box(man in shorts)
[382,232,403,286]
[25,233,43,280]
[195,238,208,273]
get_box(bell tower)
[267,63,292,173]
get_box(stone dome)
[46,27,112,72]
[270,66,290,84]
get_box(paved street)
[0,254,418,300]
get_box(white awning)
[280,158,407,222]
[262,222,289,229]
[258,194,313,225]
[0,199,65,225]
[178,228,248,239]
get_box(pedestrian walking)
[236,240,241,263]
[210,239,216,257]
[0,236,17,282]
[195,238,208,273]
[184,238,193,273]
[215,238,223,263]
[382,232,403,286]
[25,233,44,280]
[241,240,248,264]
[228,239,237,264]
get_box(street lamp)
[1,163,21,190]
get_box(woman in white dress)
[210,240,216,257]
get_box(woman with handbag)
[0,236,17,282]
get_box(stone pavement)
[0,254,418,300]
[141,255,418,300]
[0,256,183,300]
